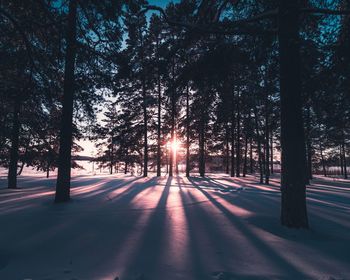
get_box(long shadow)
[177,176,226,280]
[188,177,309,279]
[0,177,143,214]
[72,176,142,201]
[2,177,157,243]
[108,177,159,206]
[0,176,167,279]
[214,189,279,217]
[120,176,171,279]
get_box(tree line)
[1,0,349,228]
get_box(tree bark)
[186,84,190,177]
[8,100,20,189]
[342,141,348,179]
[243,133,248,177]
[199,120,205,177]
[225,124,230,174]
[55,0,77,202]
[169,59,176,177]
[265,89,270,185]
[319,143,327,177]
[253,107,263,184]
[230,90,235,177]
[236,93,241,177]
[156,38,162,177]
[250,137,254,174]
[141,38,148,178]
[340,145,344,175]
[270,133,274,174]
[109,141,114,175]
[279,1,308,228]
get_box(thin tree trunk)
[199,120,205,177]
[236,94,241,177]
[46,156,51,178]
[156,38,161,177]
[141,39,148,177]
[243,133,248,177]
[186,84,190,177]
[17,137,31,176]
[8,100,20,189]
[340,145,344,175]
[109,142,114,175]
[124,162,128,174]
[17,161,25,176]
[319,144,327,177]
[342,142,348,179]
[279,1,308,228]
[270,133,274,174]
[225,125,230,174]
[250,137,254,174]
[265,90,270,185]
[55,0,77,202]
[169,59,176,177]
[253,107,263,184]
[230,90,235,177]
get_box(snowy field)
[0,173,350,280]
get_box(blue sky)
[148,0,179,8]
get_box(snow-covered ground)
[0,173,349,280]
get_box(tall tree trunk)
[270,133,274,174]
[243,133,248,177]
[199,120,205,177]
[225,124,230,174]
[250,137,254,174]
[55,0,77,202]
[186,84,190,177]
[253,107,263,184]
[265,90,270,185]
[236,93,241,177]
[169,60,176,177]
[8,100,20,189]
[230,90,235,177]
[142,45,148,178]
[156,38,162,177]
[319,143,327,177]
[340,145,344,175]
[109,141,114,175]
[279,1,308,228]
[342,141,348,179]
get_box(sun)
[169,137,180,154]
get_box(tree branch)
[0,8,35,67]
[139,5,277,35]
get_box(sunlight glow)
[168,136,180,156]
[171,137,180,153]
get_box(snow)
[0,173,350,280]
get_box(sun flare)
[169,137,180,154]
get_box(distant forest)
[1,0,349,228]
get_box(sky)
[78,0,179,157]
